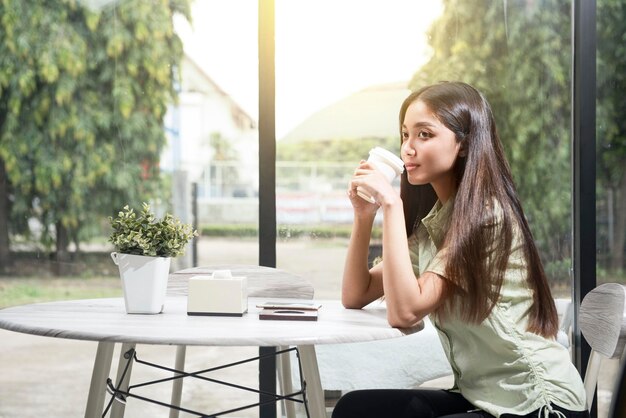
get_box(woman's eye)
[418,130,432,138]
[401,131,409,141]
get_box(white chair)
[555,298,574,348]
[610,353,626,418]
[579,283,626,412]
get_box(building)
[161,54,258,199]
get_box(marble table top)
[0,297,423,347]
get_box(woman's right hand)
[348,160,396,217]
[347,188,378,215]
[347,160,377,215]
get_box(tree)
[0,0,191,269]
[597,0,626,273]
[412,0,572,280]
[0,159,8,270]
[277,136,400,163]
[206,132,240,197]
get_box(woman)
[334,82,587,418]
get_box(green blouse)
[408,197,587,417]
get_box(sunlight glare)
[175,0,443,137]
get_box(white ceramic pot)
[110,252,171,314]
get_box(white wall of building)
[162,55,258,197]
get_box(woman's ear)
[458,144,468,158]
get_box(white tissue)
[212,269,232,279]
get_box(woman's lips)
[404,163,418,172]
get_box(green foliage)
[109,203,197,258]
[410,0,624,271]
[200,224,259,238]
[0,277,122,308]
[277,224,370,240]
[596,0,626,271]
[543,258,572,284]
[597,0,626,186]
[597,266,626,285]
[207,132,240,193]
[0,0,191,253]
[200,224,382,240]
[413,0,572,264]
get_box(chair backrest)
[579,283,626,411]
[164,265,314,418]
[167,264,315,299]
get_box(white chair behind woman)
[610,353,626,418]
[579,283,626,412]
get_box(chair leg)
[169,345,187,418]
[111,343,136,418]
[277,346,296,418]
[583,350,601,411]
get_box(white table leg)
[85,341,115,418]
[277,346,296,418]
[111,343,136,418]
[169,345,187,418]
[297,345,325,418]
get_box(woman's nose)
[402,141,415,156]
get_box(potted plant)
[109,203,197,314]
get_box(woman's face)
[401,100,462,193]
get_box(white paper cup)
[356,147,405,203]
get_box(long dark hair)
[400,81,557,338]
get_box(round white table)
[0,296,422,418]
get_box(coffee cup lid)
[370,147,404,174]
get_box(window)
[274,0,574,301]
[1,1,621,417]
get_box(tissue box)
[187,272,248,316]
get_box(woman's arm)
[341,160,389,308]
[378,195,446,328]
[341,211,385,308]
[342,160,446,325]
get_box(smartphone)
[255,301,322,311]
[259,309,318,321]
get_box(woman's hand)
[348,160,398,213]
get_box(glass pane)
[596,0,625,416]
[275,0,573,302]
[596,0,625,285]
[0,1,259,415]
[275,0,444,299]
[172,1,259,268]
[0,0,259,285]
[414,1,573,299]
[1,1,199,288]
